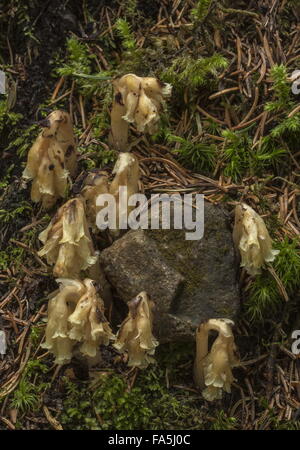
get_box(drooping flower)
[38,197,97,278]
[42,278,114,364]
[233,203,279,275]
[109,152,140,234]
[68,279,115,358]
[194,318,239,402]
[109,73,172,150]
[23,110,77,209]
[114,292,159,368]
[80,170,110,232]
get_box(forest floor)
[0,0,300,430]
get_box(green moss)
[60,348,203,430]
[265,64,293,113]
[89,84,113,138]
[78,143,117,170]
[56,36,111,97]
[29,325,44,348]
[190,0,213,24]
[0,244,25,271]
[221,128,286,182]
[162,53,228,93]
[210,410,237,430]
[0,164,15,190]
[0,201,32,224]
[115,18,136,51]
[11,123,39,158]
[10,360,49,415]
[0,98,23,150]
[245,238,300,322]
[166,133,217,174]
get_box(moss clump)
[60,344,203,430]
[245,238,300,322]
[210,410,237,430]
[167,133,217,174]
[78,142,117,171]
[10,360,50,416]
[190,0,213,24]
[162,53,228,94]
[0,244,25,271]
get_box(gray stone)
[100,202,240,342]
